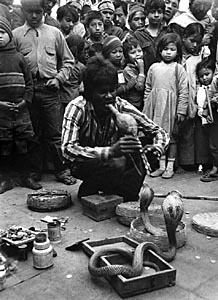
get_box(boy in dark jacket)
[0,16,41,193]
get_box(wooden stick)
[154,193,218,201]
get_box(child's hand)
[0,101,16,112]
[202,33,212,45]
[198,108,203,117]
[14,100,27,113]
[136,58,144,72]
[177,113,185,122]
[211,96,218,104]
[46,78,60,90]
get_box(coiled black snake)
[88,189,184,278]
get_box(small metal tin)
[47,221,61,243]
[18,244,28,261]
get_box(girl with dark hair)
[143,33,188,179]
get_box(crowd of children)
[0,0,218,196]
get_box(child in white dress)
[143,33,189,178]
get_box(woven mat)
[192,212,218,237]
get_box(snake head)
[139,183,154,212]
[162,191,184,227]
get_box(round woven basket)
[129,217,186,251]
[116,201,162,226]
[192,212,218,237]
[27,189,72,212]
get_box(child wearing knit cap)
[102,35,126,97]
[0,16,41,193]
[128,3,146,33]
[98,0,124,40]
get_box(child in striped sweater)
[0,16,41,193]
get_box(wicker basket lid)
[116,201,162,217]
[192,212,218,237]
[116,202,140,218]
[27,189,72,212]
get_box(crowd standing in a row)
[0,0,218,200]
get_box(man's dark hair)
[144,0,166,16]
[84,10,103,27]
[114,0,128,16]
[83,55,118,99]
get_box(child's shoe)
[161,169,174,179]
[150,169,165,177]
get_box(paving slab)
[0,172,218,300]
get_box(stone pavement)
[0,171,218,300]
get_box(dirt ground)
[1,171,218,300]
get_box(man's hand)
[177,113,185,123]
[45,78,60,90]
[109,135,142,158]
[143,144,161,158]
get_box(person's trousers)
[28,83,65,175]
[71,153,146,202]
[209,111,218,167]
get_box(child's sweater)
[0,42,33,104]
[122,63,145,111]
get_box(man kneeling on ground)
[62,55,169,202]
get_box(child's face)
[212,2,218,21]
[114,6,126,29]
[22,3,44,28]
[147,8,164,26]
[128,44,143,64]
[164,0,179,22]
[0,28,10,48]
[59,13,75,35]
[198,67,213,86]
[88,19,104,39]
[108,46,123,66]
[190,0,212,21]
[129,11,146,31]
[101,9,114,25]
[183,34,202,55]
[161,42,177,63]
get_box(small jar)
[47,221,61,244]
[32,233,53,269]
[18,244,28,261]
[0,264,6,291]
